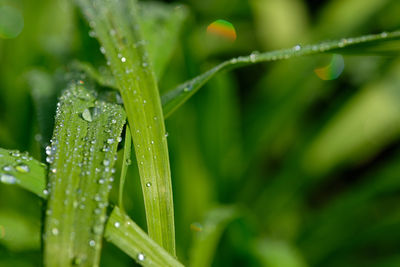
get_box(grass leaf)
[162,30,400,118]
[189,206,239,267]
[105,207,184,267]
[76,0,176,254]
[0,148,47,198]
[139,2,188,79]
[43,81,126,266]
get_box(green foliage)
[1,0,400,266]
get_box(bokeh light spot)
[207,19,237,42]
[314,54,345,80]
[0,5,24,39]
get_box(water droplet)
[117,137,122,143]
[52,228,59,236]
[249,51,258,62]
[293,44,302,51]
[2,165,12,172]
[150,140,154,144]
[145,182,151,187]
[107,138,114,144]
[111,119,116,124]
[45,146,52,155]
[103,159,110,166]
[51,168,57,173]
[121,57,126,63]
[89,240,96,247]
[100,46,106,54]
[114,222,120,228]
[142,62,148,68]
[82,109,92,122]
[1,174,16,184]
[137,253,145,261]
[165,132,169,137]
[43,189,49,196]
[381,32,388,38]
[89,30,96,37]
[46,156,54,164]
[15,164,29,173]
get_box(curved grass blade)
[76,0,176,254]
[105,207,184,267]
[0,148,47,198]
[43,81,126,266]
[162,30,400,118]
[71,61,117,89]
[189,206,239,267]
[119,125,131,212]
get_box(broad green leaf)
[162,30,400,118]
[76,0,176,254]
[105,207,184,267]
[139,2,188,79]
[43,82,126,267]
[189,206,239,267]
[0,148,47,198]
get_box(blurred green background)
[1,0,400,266]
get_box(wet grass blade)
[43,81,126,266]
[189,206,239,267]
[105,207,184,267]
[162,30,400,118]
[76,0,176,254]
[0,148,47,198]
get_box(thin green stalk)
[76,0,176,254]
[119,125,132,211]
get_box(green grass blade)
[105,207,184,267]
[162,30,400,118]
[76,0,176,254]
[119,125,131,211]
[139,2,188,79]
[189,206,239,267]
[71,61,117,89]
[43,81,126,266]
[0,148,47,198]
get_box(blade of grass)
[162,30,400,118]
[189,206,239,267]
[43,81,126,266]
[119,125,132,212]
[76,0,176,254]
[0,148,47,198]
[138,2,188,79]
[105,206,184,267]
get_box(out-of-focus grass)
[1,0,400,266]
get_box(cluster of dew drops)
[0,150,33,185]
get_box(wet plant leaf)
[162,30,400,118]
[76,0,176,254]
[0,148,47,198]
[43,81,126,266]
[105,207,184,267]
